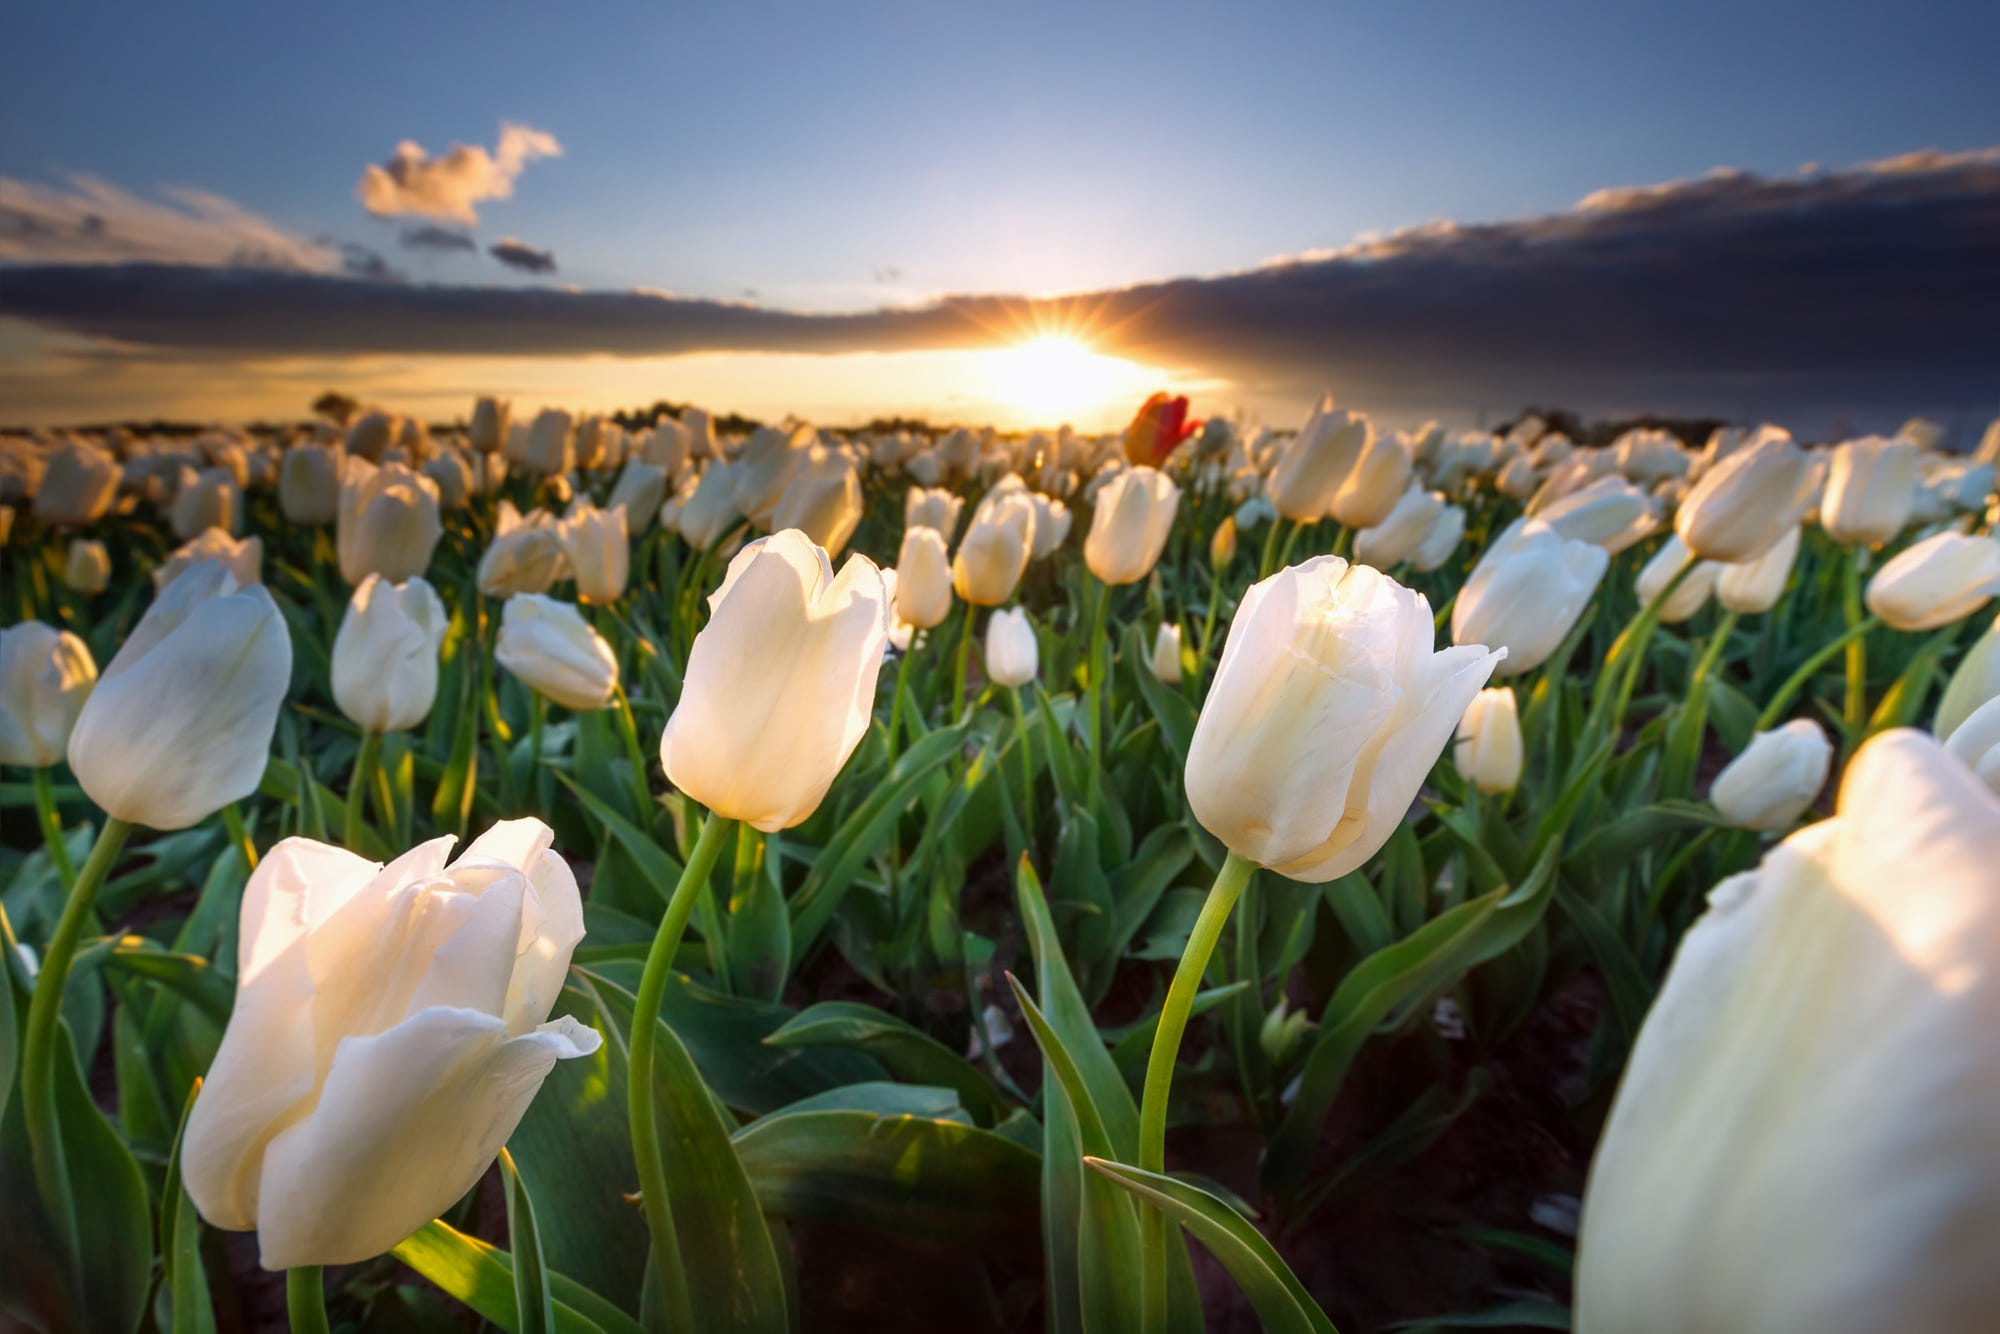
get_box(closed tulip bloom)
[477,502,567,599]
[0,622,97,767]
[953,490,1035,605]
[338,459,442,585]
[1496,454,1541,500]
[553,501,630,604]
[1635,536,1721,624]
[1085,465,1180,586]
[1675,431,1816,561]
[515,408,573,475]
[732,425,812,527]
[1188,557,1502,881]
[1821,436,1918,546]
[421,451,472,510]
[279,442,341,524]
[894,526,954,629]
[1267,398,1367,522]
[34,439,121,526]
[469,396,510,453]
[64,538,110,594]
[1716,524,1801,615]
[1027,492,1072,558]
[1577,730,2000,1334]
[660,530,889,832]
[1454,686,1523,795]
[1710,719,1832,831]
[984,607,1039,688]
[1942,696,2000,796]
[68,561,292,830]
[1354,487,1444,570]
[332,575,447,733]
[772,450,864,557]
[1411,504,1467,573]
[1537,475,1658,554]
[343,411,396,462]
[905,486,965,539]
[1210,515,1238,569]
[170,466,239,540]
[1935,613,2000,740]
[156,528,263,591]
[1150,623,1184,685]
[608,460,668,534]
[678,461,744,551]
[1865,531,2000,631]
[499,596,616,710]
[181,819,596,1269]
[1453,520,1609,678]
[1329,430,1413,529]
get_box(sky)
[3,0,1999,434]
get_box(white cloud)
[0,173,343,270]
[356,122,562,225]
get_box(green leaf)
[101,937,234,1028]
[1552,884,1654,1044]
[499,1149,556,1334]
[392,1221,646,1334]
[725,827,790,1004]
[1386,1298,1571,1331]
[162,1082,216,1334]
[764,1002,1008,1126]
[1083,1159,1337,1334]
[554,773,682,905]
[760,1081,970,1122]
[1127,624,1197,766]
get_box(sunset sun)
[985,335,1158,426]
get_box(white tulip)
[332,575,447,733]
[1150,623,1184,685]
[1084,465,1180,586]
[1821,436,1917,546]
[1536,475,1657,554]
[1452,520,1608,678]
[469,397,510,453]
[952,489,1035,606]
[279,442,342,525]
[1942,695,2000,796]
[156,528,263,592]
[1454,687,1523,795]
[34,439,120,526]
[554,501,630,604]
[894,526,955,630]
[64,538,110,594]
[0,622,97,768]
[421,451,472,510]
[1353,487,1444,570]
[514,409,573,475]
[608,460,668,534]
[1935,613,2000,741]
[1027,492,1072,559]
[984,607,1039,688]
[496,594,619,711]
[1675,430,1816,561]
[771,449,863,558]
[1267,397,1366,522]
[905,486,964,540]
[478,502,568,599]
[1865,531,2000,631]
[1709,719,1832,831]
[1635,536,1720,624]
[1410,504,1466,573]
[678,461,745,551]
[337,458,442,586]
[1716,525,1801,615]
[169,466,239,540]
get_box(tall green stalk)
[345,730,380,851]
[1008,685,1036,848]
[1084,578,1110,813]
[287,1267,331,1334]
[886,635,918,757]
[951,600,976,722]
[30,766,76,890]
[1842,544,1869,733]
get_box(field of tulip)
[3,393,1999,1333]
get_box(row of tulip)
[2,390,1999,1332]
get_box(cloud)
[356,122,561,225]
[488,236,556,274]
[0,173,344,271]
[9,148,1999,427]
[400,224,477,253]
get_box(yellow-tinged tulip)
[1935,613,2000,740]
[1353,486,1444,570]
[1821,436,1917,546]
[34,439,120,526]
[1027,492,1071,559]
[1150,623,1184,685]
[1674,430,1816,561]
[1537,475,1658,554]
[1454,686,1522,795]
[421,452,472,510]
[67,561,292,830]
[169,466,239,540]
[554,501,630,604]
[0,622,96,768]
[279,441,341,524]
[1187,557,1502,881]
[181,819,596,1269]
[1329,429,1413,529]
[1709,719,1832,831]
[1577,730,2000,1333]
[495,593,619,711]
[1084,465,1179,586]
[1267,397,1366,522]
[469,396,510,453]
[332,575,447,733]
[1635,536,1720,624]
[64,538,110,594]
[1453,520,1608,678]
[905,486,964,540]
[1864,531,2000,631]
[609,460,668,535]
[478,502,567,598]
[513,408,573,475]
[984,607,1039,688]
[952,489,1035,606]
[772,448,863,557]
[1210,515,1238,569]
[894,526,954,630]
[1716,524,1801,615]
[337,458,443,586]
[660,529,889,831]
[344,411,396,462]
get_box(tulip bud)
[1258,997,1312,1066]
[338,458,443,586]
[1709,719,1831,831]
[496,594,619,711]
[608,460,668,535]
[1410,504,1466,573]
[1675,431,1816,561]
[1577,730,2000,1334]
[182,819,596,1268]
[1821,436,1917,546]
[514,409,573,475]
[1942,695,2000,795]
[469,396,511,453]
[1715,524,1801,615]
[1536,475,1658,554]
[1150,623,1184,685]
[1210,515,1238,570]
[1084,465,1180,586]
[1267,398,1367,522]
[170,466,240,540]
[554,501,630,605]
[953,490,1035,606]
[332,575,447,733]
[984,607,1039,688]
[905,486,964,540]
[661,530,889,831]
[1864,531,2000,631]
[1635,536,1720,624]
[1454,686,1523,794]
[1935,613,2000,740]
[1189,557,1502,880]
[421,452,472,510]
[279,442,341,524]
[772,450,864,558]
[343,411,395,462]
[1453,520,1608,678]
[67,561,292,829]
[1353,486,1444,570]
[0,622,97,767]
[1329,430,1413,529]
[894,526,954,630]
[478,502,567,599]
[34,439,121,527]
[1027,492,1071,559]
[1496,455,1540,500]
[64,538,110,594]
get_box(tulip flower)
[732,424,812,526]
[1675,430,1816,561]
[1535,475,1658,554]
[344,411,396,461]
[1188,556,1502,881]
[1411,504,1466,573]
[158,530,264,601]
[1210,515,1238,569]
[0,622,96,768]
[1329,430,1413,529]
[554,501,630,604]
[495,594,619,711]
[1267,397,1367,522]
[678,461,745,551]
[952,489,1035,606]
[1935,613,2000,740]
[1496,455,1540,500]
[1354,486,1444,570]
[1150,623,1184,685]
[1942,696,2000,795]
[478,502,568,599]
[1716,524,1801,615]
[421,451,472,510]
[34,439,121,527]
[1635,536,1720,624]
[514,408,573,475]
[1864,531,2000,631]
[772,448,864,557]
[1821,435,1918,546]
[1454,686,1523,795]
[1453,520,1609,677]
[1122,392,1197,466]
[68,560,292,830]
[169,466,240,540]
[905,485,965,539]
[1084,465,1180,586]
[332,575,447,733]
[984,606,1039,688]
[337,458,443,586]
[661,529,889,832]
[469,396,510,453]
[181,820,596,1269]
[1577,730,2000,1334]
[1027,492,1071,559]
[279,442,341,524]
[1709,719,1832,831]
[895,526,954,630]
[64,538,109,594]
[609,460,668,534]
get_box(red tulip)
[1123,392,1198,465]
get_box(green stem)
[886,634,917,757]
[31,766,76,890]
[1843,545,1868,734]
[1757,616,1881,731]
[1256,516,1286,579]
[951,599,976,722]
[1275,517,1307,570]
[1137,851,1257,1333]
[527,693,547,810]
[286,1266,330,1334]
[611,684,656,824]
[1590,560,1695,745]
[1008,686,1036,850]
[220,802,259,871]
[344,730,380,852]
[628,812,737,1333]
[1197,560,1225,678]
[1084,578,1109,814]
[21,816,133,1296]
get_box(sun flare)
[984,335,1159,427]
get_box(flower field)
[3,395,1999,1332]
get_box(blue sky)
[4,1,1999,426]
